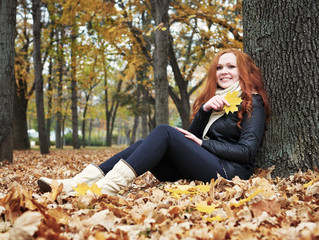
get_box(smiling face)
[216,53,240,89]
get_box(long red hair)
[191,49,270,127]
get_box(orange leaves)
[2,150,319,239]
[223,90,242,114]
[0,184,40,222]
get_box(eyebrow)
[217,62,236,65]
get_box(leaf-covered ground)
[1,148,319,240]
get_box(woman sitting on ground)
[38,48,270,196]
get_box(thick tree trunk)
[32,0,49,154]
[0,0,16,162]
[150,0,170,126]
[13,23,32,150]
[243,0,319,177]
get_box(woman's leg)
[98,140,143,174]
[125,125,227,182]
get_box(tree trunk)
[13,15,32,150]
[55,29,63,149]
[13,80,30,150]
[88,118,93,146]
[46,56,53,148]
[130,115,139,145]
[243,0,319,177]
[32,0,49,154]
[0,0,16,162]
[105,71,122,147]
[150,0,170,126]
[71,31,80,149]
[167,37,190,129]
[82,96,89,148]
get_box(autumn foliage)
[0,149,319,239]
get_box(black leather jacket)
[188,94,266,180]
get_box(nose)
[221,67,228,74]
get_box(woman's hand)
[203,95,230,111]
[176,127,202,146]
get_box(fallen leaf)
[73,182,102,196]
[195,201,217,214]
[251,199,281,217]
[51,180,63,202]
[8,211,43,240]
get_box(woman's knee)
[153,124,177,134]
[134,139,144,145]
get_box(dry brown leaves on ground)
[1,149,319,240]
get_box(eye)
[228,65,236,69]
[217,66,222,70]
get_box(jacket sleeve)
[201,97,266,165]
[188,105,212,138]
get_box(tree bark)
[46,56,53,148]
[150,0,170,126]
[32,0,49,154]
[82,94,89,148]
[13,6,33,150]
[130,115,140,145]
[71,29,80,149]
[0,0,16,162]
[55,28,63,149]
[243,0,319,177]
[13,80,30,150]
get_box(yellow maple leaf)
[204,215,227,222]
[195,201,217,214]
[230,187,263,207]
[167,184,211,199]
[72,182,102,196]
[223,91,242,114]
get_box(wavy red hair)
[191,49,270,127]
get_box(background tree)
[113,0,242,129]
[243,0,319,177]
[0,0,16,162]
[32,0,49,154]
[15,0,243,148]
[13,0,33,150]
[150,0,170,125]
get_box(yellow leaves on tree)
[223,90,242,114]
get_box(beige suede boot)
[37,164,105,195]
[96,159,137,195]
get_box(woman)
[38,49,270,196]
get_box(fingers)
[176,128,202,145]
[176,127,188,134]
[205,96,230,111]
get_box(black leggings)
[98,124,227,182]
